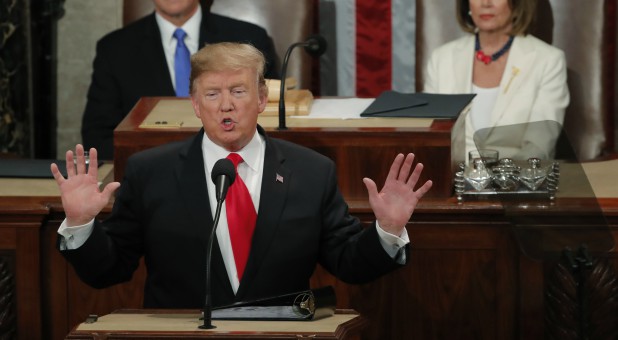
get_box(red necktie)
[225,153,257,281]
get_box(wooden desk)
[0,198,46,340]
[113,97,457,199]
[3,120,618,338]
[65,309,365,340]
[1,191,617,339]
[0,165,137,340]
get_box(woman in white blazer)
[425,0,569,161]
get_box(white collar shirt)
[202,129,265,294]
[155,5,202,92]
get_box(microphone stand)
[278,35,327,130]
[278,41,308,130]
[199,201,223,329]
[199,159,234,329]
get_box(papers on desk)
[301,98,375,119]
[302,92,475,120]
[280,97,435,128]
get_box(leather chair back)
[416,0,617,161]
[123,0,315,89]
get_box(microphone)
[211,158,236,202]
[278,35,328,130]
[200,158,236,329]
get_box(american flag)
[276,173,284,183]
[319,0,416,97]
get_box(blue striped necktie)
[173,28,190,97]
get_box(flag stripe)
[335,0,356,96]
[391,0,416,92]
[355,0,392,97]
[323,0,416,97]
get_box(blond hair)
[189,42,267,96]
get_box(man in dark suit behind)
[52,42,433,308]
[82,0,279,160]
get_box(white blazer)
[425,34,569,161]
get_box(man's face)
[191,68,267,152]
[152,0,199,20]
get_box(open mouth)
[221,117,236,130]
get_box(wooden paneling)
[309,211,519,340]
[2,123,618,339]
[0,201,47,339]
[1,192,618,339]
[113,97,456,199]
[40,210,147,340]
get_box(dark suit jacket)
[81,8,279,160]
[62,127,407,308]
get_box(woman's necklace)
[475,33,514,65]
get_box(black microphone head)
[211,158,236,201]
[211,158,236,184]
[303,34,327,57]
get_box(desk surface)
[67,309,363,340]
[139,98,436,129]
[0,160,614,201]
[0,163,114,197]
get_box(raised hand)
[50,144,120,226]
[362,153,433,236]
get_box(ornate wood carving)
[545,256,618,339]
[0,257,16,340]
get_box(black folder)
[0,159,102,179]
[360,91,475,119]
[211,286,336,321]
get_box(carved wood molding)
[0,257,16,339]
[545,257,618,339]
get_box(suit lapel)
[140,14,175,94]
[453,35,475,93]
[491,35,536,125]
[175,130,235,300]
[235,128,290,299]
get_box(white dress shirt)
[201,130,265,293]
[155,5,202,92]
[469,84,499,132]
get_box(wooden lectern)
[65,309,365,340]
[113,97,459,200]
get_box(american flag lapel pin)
[276,173,284,183]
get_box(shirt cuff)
[375,221,410,263]
[57,218,95,250]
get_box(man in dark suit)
[82,0,279,160]
[52,42,433,308]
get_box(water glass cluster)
[454,150,560,201]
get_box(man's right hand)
[51,144,120,227]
